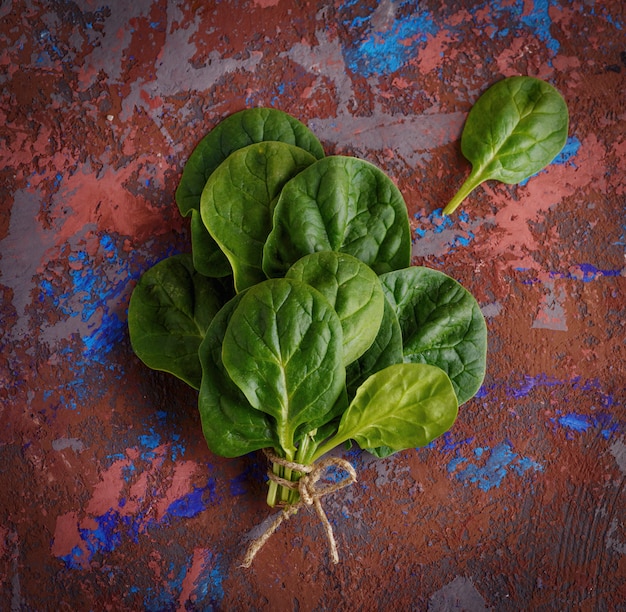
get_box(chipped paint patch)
[448,441,543,491]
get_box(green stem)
[309,433,346,464]
[265,432,322,507]
[442,167,483,216]
[266,461,281,507]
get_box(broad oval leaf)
[222,278,346,457]
[313,363,458,460]
[197,293,278,457]
[286,251,385,366]
[190,208,231,278]
[444,76,569,214]
[262,156,411,277]
[345,294,404,399]
[200,141,317,292]
[176,108,325,216]
[380,267,487,404]
[128,253,234,389]
[175,107,325,275]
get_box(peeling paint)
[2,0,625,608]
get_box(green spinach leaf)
[190,208,232,278]
[444,76,569,215]
[312,363,458,461]
[198,293,278,457]
[380,267,487,404]
[262,156,411,277]
[286,251,385,366]
[222,278,346,459]
[200,142,317,292]
[128,254,234,389]
[345,294,404,399]
[176,108,325,276]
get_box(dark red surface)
[1,1,625,609]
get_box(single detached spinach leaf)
[444,76,569,215]
[262,156,411,277]
[312,363,458,461]
[198,292,278,457]
[200,142,316,292]
[222,278,346,459]
[128,253,234,389]
[380,267,487,404]
[176,108,325,276]
[286,251,385,366]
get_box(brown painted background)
[1,0,625,610]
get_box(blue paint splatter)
[518,0,561,54]
[439,431,475,453]
[193,551,225,607]
[143,562,189,612]
[514,264,623,286]
[556,413,591,433]
[552,136,581,167]
[414,208,475,249]
[139,430,161,450]
[163,480,217,520]
[558,263,623,283]
[340,1,439,77]
[59,545,85,570]
[80,509,125,556]
[448,441,543,491]
[550,410,622,440]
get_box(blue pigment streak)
[229,458,264,496]
[143,563,189,612]
[80,509,124,556]
[508,376,622,440]
[553,136,581,166]
[340,1,439,77]
[440,431,475,452]
[564,263,622,283]
[60,545,85,570]
[194,551,225,606]
[163,480,217,520]
[518,0,560,53]
[448,441,543,491]
[138,430,161,450]
[414,208,475,249]
[556,413,591,432]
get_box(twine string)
[240,450,357,568]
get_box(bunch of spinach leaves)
[128,76,567,514]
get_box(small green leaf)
[175,108,325,275]
[176,108,325,216]
[346,294,404,399]
[312,363,458,460]
[128,254,234,389]
[200,142,316,292]
[190,209,231,278]
[286,251,385,365]
[444,76,569,215]
[197,293,278,457]
[222,278,346,457]
[380,267,487,404]
[263,156,411,277]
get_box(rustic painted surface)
[1,0,625,609]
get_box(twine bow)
[241,450,357,568]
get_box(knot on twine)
[241,450,357,568]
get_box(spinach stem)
[442,168,483,215]
[266,462,281,507]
